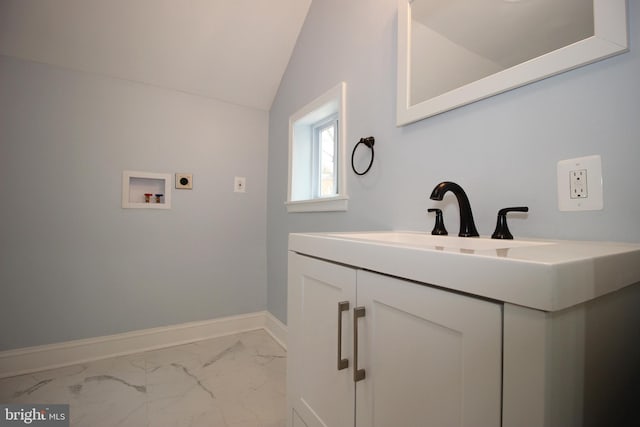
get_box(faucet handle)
[491,207,529,240]
[427,208,448,236]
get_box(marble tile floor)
[0,329,286,427]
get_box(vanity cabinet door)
[355,270,502,427]
[287,252,357,427]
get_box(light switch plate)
[557,155,603,211]
[175,173,193,189]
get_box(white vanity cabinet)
[287,252,502,427]
[287,231,640,427]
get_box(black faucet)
[491,207,529,239]
[429,181,479,237]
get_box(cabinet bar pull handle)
[337,301,350,370]
[353,306,366,382]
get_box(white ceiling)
[0,0,312,111]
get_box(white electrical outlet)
[569,169,587,199]
[234,176,246,193]
[557,155,603,211]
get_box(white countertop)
[289,231,640,312]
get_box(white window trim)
[285,195,349,213]
[286,82,348,213]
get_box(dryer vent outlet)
[176,173,193,189]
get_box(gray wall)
[267,0,640,323]
[0,55,268,351]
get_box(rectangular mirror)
[397,0,628,126]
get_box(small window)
[287,82,348,213]
[313,115,338,198]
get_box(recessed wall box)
[122,171,171,209]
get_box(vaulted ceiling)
[0,0,312,110]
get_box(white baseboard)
[263,311,287,350]
[0,311,287,379]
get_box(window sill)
[285,196,349,213]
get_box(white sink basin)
[328,232,553,252]
[289,231,640,312]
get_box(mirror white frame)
[397,0,629,126]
